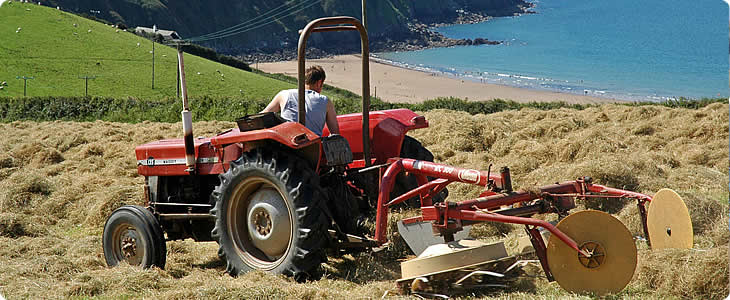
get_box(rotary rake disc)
[647,188,693,249]
[546,210,637,296]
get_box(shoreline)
[257,54,621,105]
[239,3,532,63]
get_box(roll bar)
[297,16,371,166]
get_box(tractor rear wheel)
[102,205,167,269]
[392,136,447,206]
[210,148,329,280]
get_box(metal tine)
[453,270,505,285]
[504,259,540,273]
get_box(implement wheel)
[102,205,167,268]
[210,147,329,280]
[546,210,636,296]
[647,189,693,249]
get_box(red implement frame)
[373,158,653,275]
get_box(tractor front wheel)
[102,205,167,269]
[210,148,329,280]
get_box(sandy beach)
[257,55,620,104]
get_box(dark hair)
[305,65,326,85]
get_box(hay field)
[0,103,727,299]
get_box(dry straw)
[0,103,726,298]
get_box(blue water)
[378,0,729,101]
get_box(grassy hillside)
[0,104,726,299]
[0,2,292,99]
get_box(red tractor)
[104,17,693,295]
[103,17,438,279]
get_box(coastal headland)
[258,55,619,104]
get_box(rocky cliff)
[41,0,531,57]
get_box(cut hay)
[635,247,729,299]
[0,103,726,298]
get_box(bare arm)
[261,93,283,113]
[325,99,340,135]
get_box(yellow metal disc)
[547,210,637,296]
[647,189,693,249]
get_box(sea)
[377,0,729,101]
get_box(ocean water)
[378,0,729,101]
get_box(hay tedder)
[103,17,693,296]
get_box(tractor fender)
[324,109,429,166]
[209,121,320,150]
[136,122,321,176]
[210,122,322,169]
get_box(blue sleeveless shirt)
[277,89,329,136]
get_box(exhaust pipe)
[177,49,195,173]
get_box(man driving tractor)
[262,65,340,136]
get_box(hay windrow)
[0,103,726,299]
[635,247,729,299]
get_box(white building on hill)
[134,26,181,41]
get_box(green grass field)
[0,1,292,100]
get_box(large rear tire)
[210,148,329,280]
[102,205,167,269]
[392,136,447,206]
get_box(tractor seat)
[236,112,287,132]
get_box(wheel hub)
[122,236,138,258]
[577,241,605,268]
[253,210,272,236]
[115,227,144,265]
[246,188,292,258]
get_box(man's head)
[305,65,326,92]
